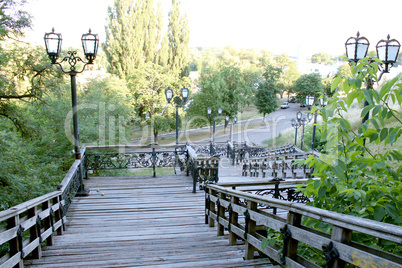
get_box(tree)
[311,52,333,65]
[128,62,188,142]
[167,0,190,77]
[292,73,323,103]
[274,54,300,99]
[103,0,165,79]
[0,0,31,40]
[299,59,402,253]
[254,65,282,121]
[186,65,258,130]
[254,81,280,121]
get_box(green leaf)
[388,129,400,144]
[261,238,269,249]
[374,206,386,221]
[331,77,342,91]
[379,128,388,142]
[318,186,327,198]
[372,105,382,117]
[385,203,399,219]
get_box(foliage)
[254,65,281,120]
[0,0,31,39]
[298,57,402,252]
[128,62,189,142]
[186,65,258,128]
[292,73,323,103]
[168,0,190,76]
[104,0,166,79]
[274,54,300,98]
[311,52,333,65]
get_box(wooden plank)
[24,174,275,267]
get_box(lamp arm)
[53,51,92,74]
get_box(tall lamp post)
[207,106,222,143]
[44,28,99,195]
[310,97,328,150]
[291,118,301,147]
[345,32,400,145]
[44,28,99,159]
[225,115,237,142]
[297,111,312,151]
[165,87,189,145]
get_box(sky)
[25,0,402,58]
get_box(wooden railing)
[0,148,86,267]
[186,145,219,193]
[205,184,402,267]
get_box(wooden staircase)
[25,175,276,267]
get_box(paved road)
[132,102,304,146]
[203,102,302,145]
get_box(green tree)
[274,54,300,99]
[311,52,333,65]
[292,73,323,104]
[254,82,280,121]
[167,0,190,76]
[0,0,31,39]
[254,65,281,121]
[103,0,165,79]
[299,58,402,251]
[128,62,188,142]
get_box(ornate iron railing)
[84,145,188,177]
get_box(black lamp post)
[345,32,400,145]
[310,96,328,151]
[225,115,237,142]
[165,87,189,145]
[207,106,222,143]
[297,111,312,151]
[291,118,301,147]
[44,28,99,159]
[44,28,99,196]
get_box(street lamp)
[44,28,99,195]
[165,87,189,145]
[376,34,401,76]
[306,95,315,110]
[44,28,99,158]
[310,96,327,151]
[291,118,301,147]
[297,112,312,151]
[345,32,400,145]
[345,31,370,62]
[225,115,237,142]
[207,107,222,143]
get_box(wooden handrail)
[205,184,402,267]
[0,192,65,267]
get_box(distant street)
[213,102,300,145]
[131,102,303,146]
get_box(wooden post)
[229,196,239,246]
[42,200,54,246]
[245,200,257,260]
[209,189,216,227]
[7,215,23,267]
[286,212,302,261]
[217,193,225,236]
[53,196,63,236]
[330,226,352,268]
[28,206,42,259]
